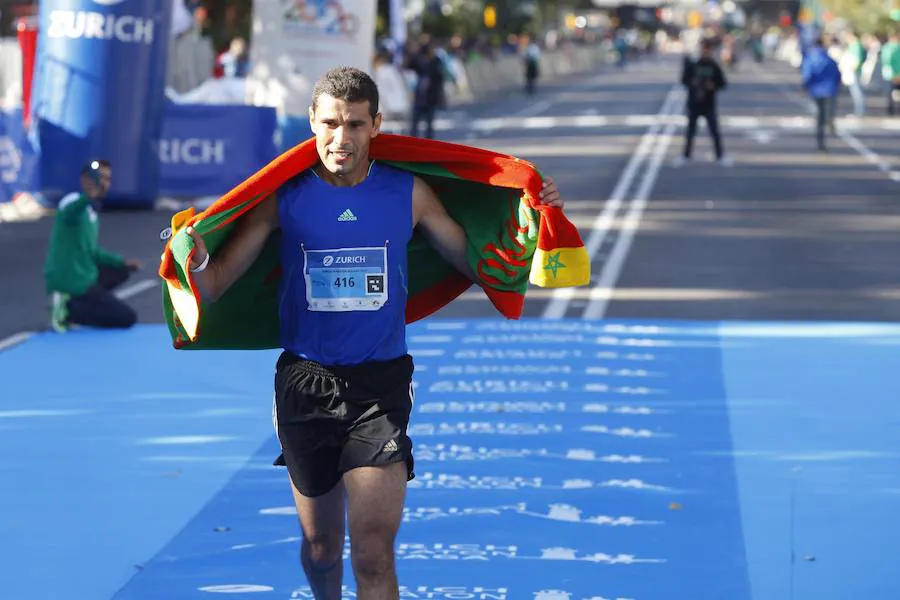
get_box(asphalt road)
[2,53,900,340]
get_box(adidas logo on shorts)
[383,439,399,453]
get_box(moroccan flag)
[159,134,590,350]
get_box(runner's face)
[310,95,381,179]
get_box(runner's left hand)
[538,177,563,208]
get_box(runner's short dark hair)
[312,67,380,120]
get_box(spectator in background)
[839,30,866,117]
[881,31,900,115]
[521,32,541,95]
[407,39,445,139]
[801,36,841,151]
[675,39,730,167]
[218,37,250,78]
[172,0,194,39]
[503,34,520,55]
[44,160,141,333]
[614,32,629,68]
[373,51,410,121]
[860,33,881,88]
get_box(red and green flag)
[159,133,590,350]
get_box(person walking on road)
[880,31,900,116]
[521,32,541,95]
[183,66,566,600]
[43,160,142,333]
[407,39,445,139]
[674,39,730,167]
[839,30,867,117]
[801,37,842,151]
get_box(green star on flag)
[544,251,566,278]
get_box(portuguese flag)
[159,133,590,350]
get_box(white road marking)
[543,85,682,319]
[0,278,160,354]
[0,331,35,353]
[115,278,158,299]
[582,119,679,320]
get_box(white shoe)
[50,292,69,333]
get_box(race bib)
[302,245,388,312]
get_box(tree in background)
[808,0,899,36]
[419,2,485,39]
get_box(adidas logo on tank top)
[338,209,358,222]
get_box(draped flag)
[159,134,590,350]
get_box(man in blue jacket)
[801,37,841,151]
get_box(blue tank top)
[277,161,413,366]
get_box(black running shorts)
[272,351,416,498]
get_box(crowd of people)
[375,30,552,138]
[771,27,900,117]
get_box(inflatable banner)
[247,0,376,149]
[31,0,172,207]
[0,107,40,203]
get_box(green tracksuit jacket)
[43,192,125,296]
[881,41,900,82]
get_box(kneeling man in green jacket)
[43,160,142,333]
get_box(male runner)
[184,66,564,600]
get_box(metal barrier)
[449,44,610,105]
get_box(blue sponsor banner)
[32,0,172,207]
[0,108,40,203]
[278,114,312,152]
[158,103,278,198]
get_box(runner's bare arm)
[412,177,478,282]
[412,175,565,282]
[186,195,280,302]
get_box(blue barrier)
[278,114,312,152]
[32,0,173,208]
[1,103,278,203]
[0,108,40,204]
[159,103,278,198]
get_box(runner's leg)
[291,479,346,600]
[344,463,408,600]
[274,353,350,600]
